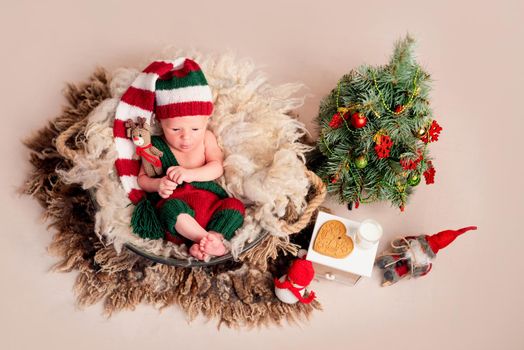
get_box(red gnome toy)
[274,258,317,304]
[376,226,477,286]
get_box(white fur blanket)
[59,50,312,260]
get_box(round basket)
[24,66,326,326]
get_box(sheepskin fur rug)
[22,56,322,328]
[58,50,313,261]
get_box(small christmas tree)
[311,35,442,211]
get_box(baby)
[115,59,245,261]
[139,115,245,260]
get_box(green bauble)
[355,155,368,169]
[407,172,421,186]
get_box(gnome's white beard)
[404,239,432,266]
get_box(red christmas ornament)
[374,135,393,159]
[329,112,351,129]
[350,112,367,128]
[423,161,436,184]
[395,105,405,114]
[329,112,343,128]
[421,120,443,143]
[400,205,405,212]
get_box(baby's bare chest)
[170,144,206,169]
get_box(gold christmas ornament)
[373,129,387,144]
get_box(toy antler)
[124,119,136,128]
[124,119,136,139]
[136,117,147,128]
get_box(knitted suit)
[152,136,245,242]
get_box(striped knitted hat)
[113,58,213,204]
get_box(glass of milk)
[356,219,383,249]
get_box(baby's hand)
[166,166,193,185]
[158,176,178,198]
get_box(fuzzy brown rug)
[22,69,321,328]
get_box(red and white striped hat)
[113,58,213,204]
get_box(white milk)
[356,219,383,249]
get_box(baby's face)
[160,115,209,153]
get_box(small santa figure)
[376,226,477,286]
[274,253,317,304]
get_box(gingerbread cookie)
[313,220,354,258]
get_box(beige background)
[1,1,523,349]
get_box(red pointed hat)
[426,226,477,254]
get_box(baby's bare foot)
[189,243,208,261]
[200,232,227,257]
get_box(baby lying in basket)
[113,59,245,260]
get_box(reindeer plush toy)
[125,117,163,177]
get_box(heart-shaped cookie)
[313,220,354,258]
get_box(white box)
[306,211,380,278]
